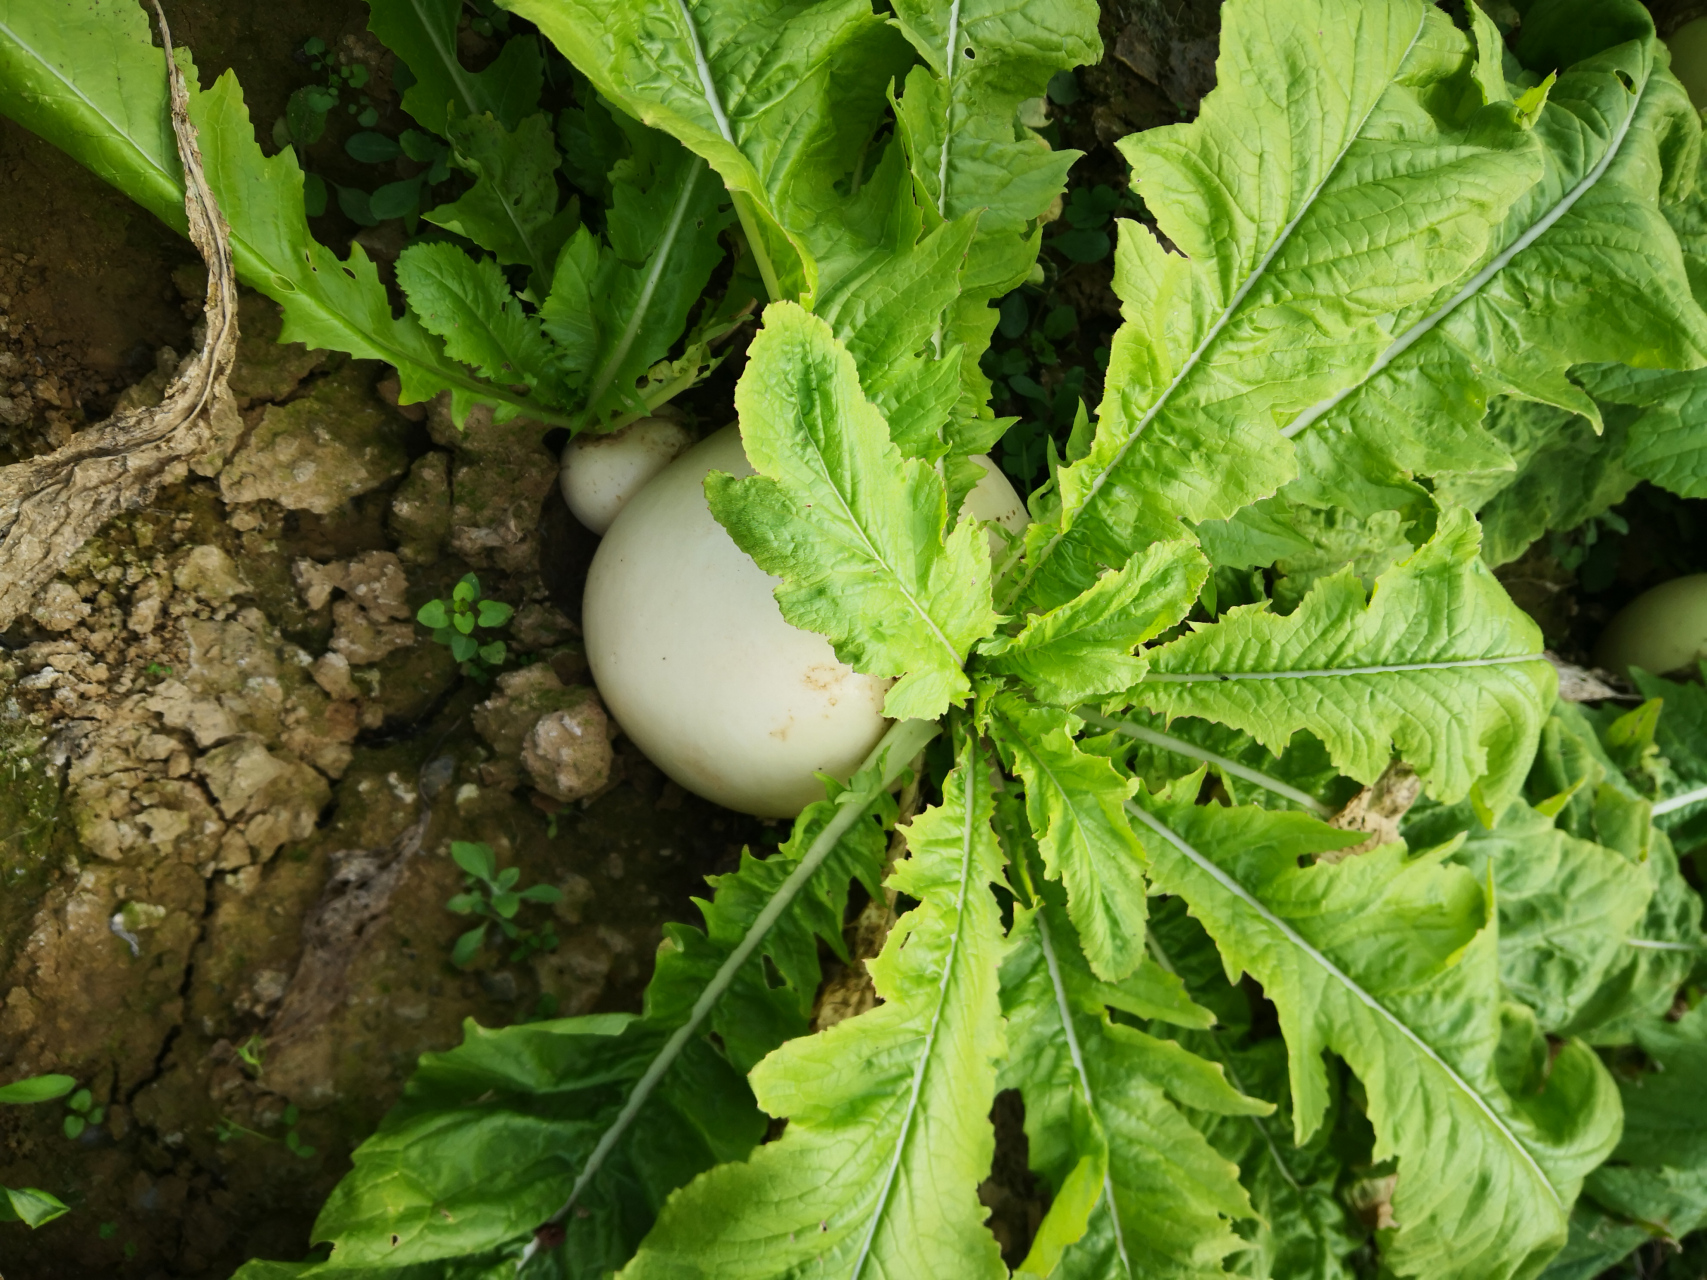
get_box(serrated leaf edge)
[1124,797,1562,1211]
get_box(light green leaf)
[979,541,1207,706]
[1000,895,1263,1279]
[422,111,575,281]
[0,1074,76,1105]
[1285,0,1707,514]
[622,736,1009,1280]
[1601,1001,1707,1180]
[812,203,980,458]
[710,303,997,720]
[887,0,1100,413]
[1403,796,1653,1032]
[1091,709,1344,817]
[1433,397,1640,567]
[396,244,562,399]
[1631,665,1707,852]
[505,0,911,303]
[989,697,1149,982]
[368,0,544,135]
[1005,0,1544,610]
[540,141,732,429]
[0,0,562,426]
[1133,781,1623,1280]
[1527,703,1707,1044]
[1132,508,1555,813]
[1577,361,1707,500]
[0,1185,69,1228]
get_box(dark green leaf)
[415,599,449,628]
[450,925,487,967]
[345,130,400,163]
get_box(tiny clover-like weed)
[62,1087,106,1139]
[417,574,514,681]
[445,841,562,967]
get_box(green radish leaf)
[885,0,1100,416]
[1132,508,1555,815]
[504,0,912,303]
[415,599,450,629]
[477,641,507,666]
[1133,778,1623,1280]
[1527,703,1706,1044]
[1432,398,1640,568]
[62,1115,85,1140]
[367,0,543,135]
[452,612,475,638]
[396,243,563,399]
[0,1185,69,1228]
[999,894,1266,1278]
[540,135,732,429]
[424,111,576,282]
[988,696,1149,983]
[1145,901,1368,1280]
[68,1089,91,1114]
[710,303,998,720]
[1593,1001,1707,1192]
[1006,0,1546,611]
[623,734,1009,1279]
[0,1075,76,1106]
[1285,0,1707,515]
[454,576,479,603]
[308,1014,761,1269]
[1404,796,1653,1033]
[978,540,1207,706]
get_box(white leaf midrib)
[1281,67,1650,440]
[581,160,706,415]
[1036,909,1133,1275]
[1002,8,1429,610]
[1127,799,1562,1210]
[850,758,985,1278]
[1141,653,1546,682]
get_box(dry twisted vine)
[0,1,239,629]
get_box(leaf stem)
[1652,782,1707,817]
[540,717,940,1231]
[1084,714,1330,816]
[730,190,783,302]
[1035,907,1132,1274]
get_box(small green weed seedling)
[216,1103,316,1160]
[445,841,562,966]
[416,574,513,681]
[236,1034,266,1079]
[61,1086,105,1139]
[0,1074,74,1227]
